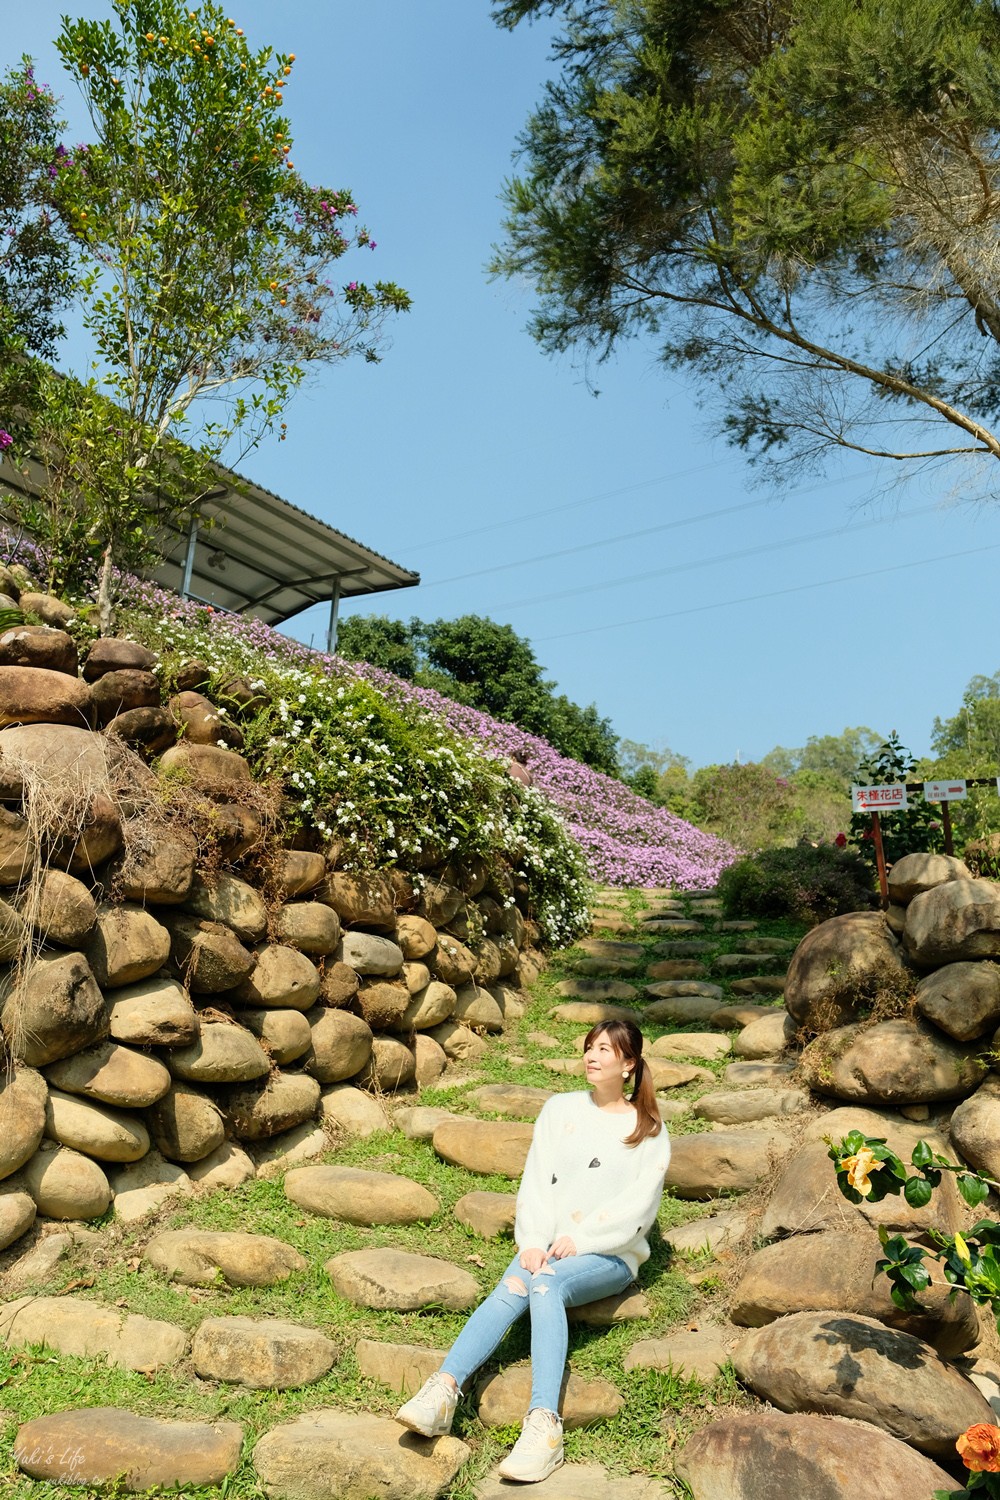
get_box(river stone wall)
[0,607,544,1253]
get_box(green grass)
[0,887,800,1498]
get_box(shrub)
[718,842,875,924]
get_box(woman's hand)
[548,1236,577,1259]
[519,1247,549,1273]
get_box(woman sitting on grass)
[396,1017,671,1484]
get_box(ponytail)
[623,1055,661,1146]
[582,1018,662,1146]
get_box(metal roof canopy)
[151,468,419,651]
[0,451,418,651]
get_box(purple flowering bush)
[116,578,735,907]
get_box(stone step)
[254,1410,469,1500]
[663,1209,749,1256]
[143,1228,307,1287]
[554,978,639,1002]
[665,1128,785,1199]
[476,1364,622,1427]
[284,1165,438,1226]
[650,1032,731,1062]
[0,1294,186,1372]
[326,1248,479,1312]
[15,1409,243,1491]
[432,1118,533,1177]
[578,939,645,960]
[192,1314,338,1389]
[625,1326,735,1382]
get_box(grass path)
[0,887,807,1498]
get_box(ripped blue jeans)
[439,1251,633,1415]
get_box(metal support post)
[180,514,199,600]
[326,576,342,655]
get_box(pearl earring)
[622,1069,630,1078]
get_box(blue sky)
[8,1,1000,770]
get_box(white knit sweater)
[514,1091,672,1277]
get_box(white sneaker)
[395,1372,459,1437]
[497,1408,565,1483]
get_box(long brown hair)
[583,1018,661,1146]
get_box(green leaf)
[910,1140,934,1169]
[958,1173,990,1208]
[903,1176,933,1208]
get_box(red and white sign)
[852,784,908,813]
[923,780,967,802]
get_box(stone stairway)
[0,883,835,1499]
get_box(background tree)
[492,0,1000,486]
[922,672,1000,852]
[334,615,418,680]
[337,610,621,773]
[0,59,71,361]
[689,761,797,851]
[2,0,410,626]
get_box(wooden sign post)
[851,784,908,910]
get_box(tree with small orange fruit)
[13,0,409,627]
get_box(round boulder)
[146,1082,226,1163]
[164,915,254,994]
[240,1007,312,1064]
[22,1143,111,1219]
[89,669,160,727]
[732,1310,993,1458]
[83,637,158,679]
[395,915,437,961]
[86,904,172,989]
[303,1008,373,1083]
[950,1076,1000,1180]
[352,981,410,1031]
[223,1072,321,1140]
[45,1088,150,1163]
[402,980,456,1031]
[107,975,197,1048]
[676,1411,957,1500]
[167,1022,270,1085]
[905,876,1000,966]
[0,624,77,675]
[316,871,395,930]
[2,951,107,1068]
[0,1064,48,1180]
[799,1018,988,1103]
[338,931,403,976]
[784,913,910,1032]
[184,873,267,944]
[30,870,97,947]
[46,1041,172,1108]
[234,945,321,1009]
[354,1036,416,1092]
[888,851,973,905]
[274,902,341,956]
[0,665,91,728]
[915,960,1000,1041]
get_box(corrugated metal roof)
[152,460,418,623]
[0,452,419,625]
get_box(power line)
[533,541,1000,642]
[479,498,944,614]
[396,455,741,556]
[413,467,879,592]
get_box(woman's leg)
[439,1254,533,1389]
[525,1253,633,1413]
